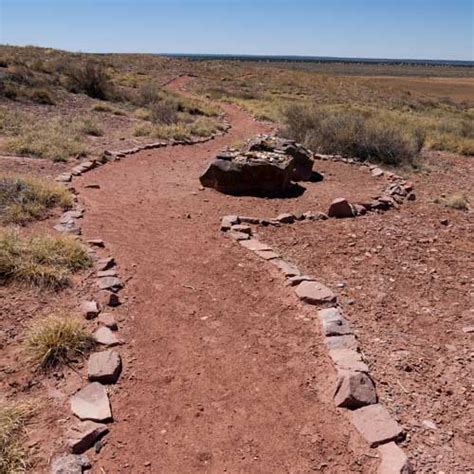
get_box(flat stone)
[96,257,115,271]
[254,249,279,260]
[230,223,252,234]
[318,307,353,336]
[352,404,404,447]
[238,216,260,224]
[378,442,413,474]
[334,371,377,409]
[97,291,121,307]
[67,420,109,454]
[97,269,118,278]
[462,326,474,334]
[53,223,81,235]
[97,276,123,292]
[327,198,354,218]
[371,167,384,177]
[329,348,369,372]
[88,239,105,248]
[97,313,117,330]
[88,350,122,384]
[324,334,359,351]
[229,230,250,241]
[81,301,99,320]
[303,211,329,221]
[93,327,122,347]
[287,275,315,286]
[295,280,336,305]
[70,382,112,422]
[51,454,91,474]
[271,259,301,277]
[55,173,73,183]
[276,213,295,224]
[239,239,272,252]
[220,215,239,231]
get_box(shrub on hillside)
[282,105,425,166]
[65,60,113,100]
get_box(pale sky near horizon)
[0,0,473,61]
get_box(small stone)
[276,213,295,224]
[97,269,118,278]
[462,326,474,334]
[295,281,336,305]
[97,313,117,330]
[334,371,377,409]
[93,327,122,347]
[440,218,449,226]
[96,257,115,271]
[371,167,384,177]
[230,224,252,235]
[55,173,73,183]
[88,350,122,384]
[378,442,413,474]
[352,404,404,447]
[67,420,109,454]
[329,348,369,373]
[318,307,353,336]
[97,291,121,307]
[81,301,99,320]
[229,230,250,241]
[271,259,301,277]
[51,454,91,474]
[287,275,315,286]
[422,419,438,430]
[220,215,239,231]
[97,276,123,292]
[239,239,272,252]
[327,198,354,218]
[407,192,416,201]
[324,335,359,351]
[70,383,112,422]
[88,239,105,248]
[254,249,279,260]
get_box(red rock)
[324,334,359,351]
[81,301,99,320]
[97,312,117,330]
[229,230,250,241]
[70,383,112,422]
[255,250,279,260]
[93,327,122,347]
[230,224,252,235]
[295,281,336,304]
[239,239,272,251]
[327,198,354,218]
[276,213,295,224]
[352,404,404,447]
[220,215,239,231]
[334,371,377,409]
[96,257,115,271]
[97,276,123,292]
[318,308,353,336]
[97,291,121,307]
[378,442,413,473]
[67,420,109,454]
[88,350,122,384]
[329,348,369,373]
[271,259,301,277]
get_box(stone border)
[49,114,232,472]
[219,164,416,473]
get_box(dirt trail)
[77,77,377,473]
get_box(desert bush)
[444,193,469,210]
[26,315,93,368]
[133,122,153,137]
[80,119,104,136]
[149,99,179,125]
[137,81,161,106]
[0,231,91,288]
[0,175,73,225]
[0,402,33,473]
[282,104,424,166]
[28,87,54,105]
[64,60,112,100]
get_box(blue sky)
[1,0,472,60]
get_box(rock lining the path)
[66,421,109,454]
[70,382,112,422]
[88,350,122,384]
[51,453,91,474]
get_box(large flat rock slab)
[88,350,122,384]
[70,382,112,422]
[67,420,109,454]
[352,404,404,447]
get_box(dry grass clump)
[26,315,93,368]
[444,193,470,210]
[0,231,91,288]
[282,104,424,166]
[80,119,104,137]
[0,402,34,473]
[0,108,88,162]
[64,60,113,100]
[0,175,73,225]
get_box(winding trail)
[77,77,376,473]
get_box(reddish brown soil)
[259,153,474,472]
[75,81,380,472]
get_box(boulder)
[327,198,354,218]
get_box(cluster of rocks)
[220,217,413,473]
[199,135,316,196]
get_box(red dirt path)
[76,78,379,473]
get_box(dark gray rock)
[51,454,91,474]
